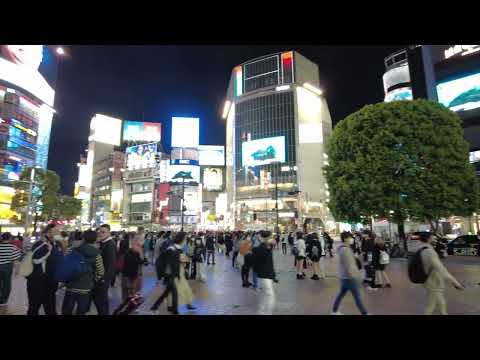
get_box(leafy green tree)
[55,195,82,221]
[325,99,479,249]
[11,167,60,229]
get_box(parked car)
[447,235,480,256]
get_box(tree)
[11,167,60,230]
[324,99,479,249]
[56,195,82,221]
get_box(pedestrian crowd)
[0,223,469,316]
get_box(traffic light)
[154,153,161,163]
[253,213,257,221]
[294,210,299,219]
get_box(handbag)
[379,250,390,265]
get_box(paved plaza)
[6,243,480,315]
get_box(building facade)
[224,51,334,232]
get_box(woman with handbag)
[372,238,391,288]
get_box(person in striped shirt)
[0,232,22,315]
[61,230,105,315]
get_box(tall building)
[382,45,480,235]
[223,51,334,232]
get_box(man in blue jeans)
[331,231,370,315]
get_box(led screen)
[91,114,122,146]
[437,72,480,112]
[202,167,223,191]
[0,45,57,107]
[171,117,199,148]
[242,136,286,167]
[122,121,161,142]
[198,145,225,166]
[168,164,200,183]
[385,87,413,102]
[126,143,157,170]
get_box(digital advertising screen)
[437,72,480,112]
[168,164,200,183]
[199,145,225,166]
[242,136,286,167]
[202,167,223,191]
[171,117,199,148]
[90,114,122,146]
[122,120,161,142]
[385,87,413,102]
[0,45,57,107]
[126,142,157,170]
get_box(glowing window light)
[303,82,323,96]
[234,66,243,96]
[276,85,290,91]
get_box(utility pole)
[24,167,36,238]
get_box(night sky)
[50,45,402,194]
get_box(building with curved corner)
[223,51,334,232]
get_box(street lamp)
[56,46,65,56]
[172,172,194,231]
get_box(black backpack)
[123,251,141,278]
[155,247,172,280]
[408,247,430,284]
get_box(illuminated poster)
[242,136,286,167]
[168,164,200,183]
[90,114,122,146]
[171,117,199,148]
[437,72,480,112]
[122,121,161,142]
[198,145,225,166]
[0,45,57,107]
[126,143,157,170]
[202,168,223,191]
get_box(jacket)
[421,244,459,291]
[306,239,322,261]
[295,239,306,257]
[252,244,276,280]
[337,244,362,281]
[28,237,63,283]
[164,245,181,279]
[206,236,215,251]
[65,243,104,293]
[99,238,117,285]
[122,248,144,279]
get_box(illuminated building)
[224,51,334,232]
[380,45,480,235]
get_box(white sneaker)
[331,311,343,315]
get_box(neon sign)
[444,45,480,60]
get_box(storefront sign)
[444,45,480,60]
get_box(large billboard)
[385,87,413,102]
[242,136,286,167]
[437,72,480,112]
[168,164,200,183]
[0,45,57,107]
[202,167,223,191]
[126,143,157,170]
[199,145,225,166]
[171,117,199,148]
[90,114,122,146]
[122,120,161,142]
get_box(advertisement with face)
[242,136,286,167]
[202,167,223,191]
[0,45,57,107]
[126,143,157,170]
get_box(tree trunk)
[398,219,407,252]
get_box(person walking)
[251,231,278,294]
[26,223,64,315]
[372,238,391,288]
[61,230,105,315]
[232,233,241,268]
[225,232,233,258]
[91,224,116,315]
[205,232,216,265]
[306,233,324,280]
[239,235,253,287]
[281,232,288,255]
[331,232,370,315]
[295,233,307,279]
[417,232,464,315]
[121,234,144,302]
[324,232,334,258]
[191,236,206,282]
[0,232,22,315]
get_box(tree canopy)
[324,99,479,234]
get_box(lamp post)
[171,172,193,231]
[271,161,281,235]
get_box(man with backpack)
[61,230,105,315]
[408,232,464,315]
[306,233,324,280]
